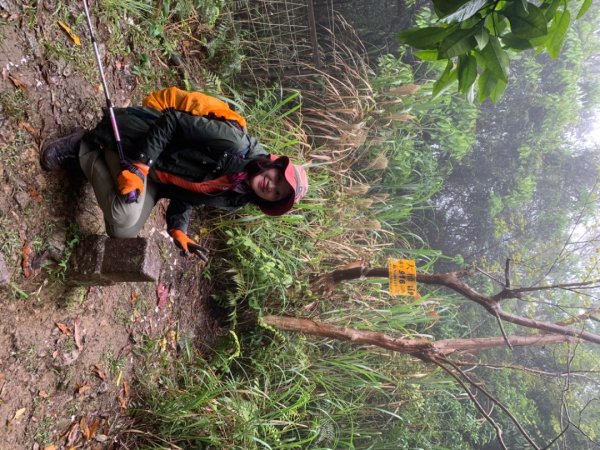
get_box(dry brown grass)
[230,1,410,268]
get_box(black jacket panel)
[86,107,268,232]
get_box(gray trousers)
[78,141,158,238]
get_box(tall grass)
[118,1,484,448]
[128,325,487,449]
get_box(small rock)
[35,174,47,189]
[47,229,67,262]
[95,434,108,443]
[0,252,9,287]
[61,349,80,366]
[15,190,31,209]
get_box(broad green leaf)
[432,0,471,17]
[477,69,506,103]
[504,3,548,39]
[440,0,488,23]
[576,0,592,19]
[547,10,570,59]
[477,69,494,103]
[396,26,454,49]
[529,33,550,48]
[432,60,457,99]
[501,33,534,50]
[489,76,507,103]
[542,0,561,20]
[439,27,478,57]
[474,27,489,49]
[480,36,509,81]
[516,0,529,15]
[485,13,508,34]
[458,54,477,93]
[414,49,441,61]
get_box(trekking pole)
[82,0,140,203]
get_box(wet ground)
[0,1,223,447]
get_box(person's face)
[249,167,293,202]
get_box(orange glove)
[169,229,209,261]
[117,162,149,198]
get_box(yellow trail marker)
[388,258,417,297]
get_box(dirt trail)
[0,2,220,448]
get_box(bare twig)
[433,359,509,450]
[443,359,542,450]
[504,258,512,288]
[493,306,513,349]
[453,361,600,383]
[475,266,504,286]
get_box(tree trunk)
[262,315,576,361]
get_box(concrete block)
[101,237,161,282]
[68,235,161,286]
[67,235,112,286]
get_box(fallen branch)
[262,316,576,360]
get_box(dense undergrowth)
[100,1,490,448]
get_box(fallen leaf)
[76,383,92,395]
[38,390,49,398]
[130,291,138,306]
[118,386,129,410]
[73,321,83,350]
[8,74,27,91]
[156,282,170,307]
[43,445,58,450]
[92,364,107,381]
[21,241,32,278]
[87,417,101,440]
[30,189,43,207]
[79,416,90,440]
[7,407,26,425]
[57,20,81,46]
[18,121,38,138]
[62,421,80,446]
[56,322,73,336]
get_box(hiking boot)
[40,128,86,171]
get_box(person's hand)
[169,229,209,261]
[117,162,149,202]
